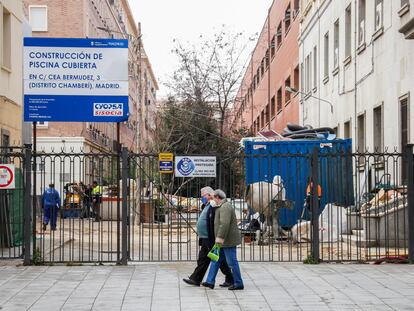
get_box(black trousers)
[189,239,233,284]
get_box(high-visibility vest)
[92,185,102,195]
[306,183,322,197]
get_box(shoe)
[201,282,214,289]
[42,223,47,231]
[228,285,244,290]
[183,278,200,287]
[219,281,233,288]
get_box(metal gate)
[0,146,413,264]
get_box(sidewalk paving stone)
[0,263,413,310]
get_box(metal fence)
[0,146,413,264]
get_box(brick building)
[229,0,300,136]
[23,0,157,153]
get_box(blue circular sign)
[177,157,195,176]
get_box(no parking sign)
[0,164,15,189]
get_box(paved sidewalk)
[0,263,413,311]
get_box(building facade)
[229,0,300,136]
[23,0,157,153]
[299,0,414,151]
[139,48,158,152]
[0,0,23,147]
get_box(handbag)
[207,243,221,262]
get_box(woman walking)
[202,189,244,290]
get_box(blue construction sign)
[23,37,129,122]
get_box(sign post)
[0,164,16,190]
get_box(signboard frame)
[23,37,129,122]
[174,156,216,178]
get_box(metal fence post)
[23,145,32,265]
[406,144,414,263]
[121,147,129,265]
[311,147,320,262]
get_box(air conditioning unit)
[359,20,365,44]
[375,3,383,30]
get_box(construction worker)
[42,183,61,231]
[304,179,322,214]
[91,181,102,222]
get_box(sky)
[128,0,273,98]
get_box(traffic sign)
[159,153,174,174]
[0,164,15,189]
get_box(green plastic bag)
[207,243,221,262]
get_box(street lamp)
[285,86,333,113]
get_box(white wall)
[299,0,414,151]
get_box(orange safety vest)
[306,182,322,197]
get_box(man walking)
[183,186,233,287]
[42,183,61,231]
[203,189,244,290]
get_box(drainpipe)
[354,0,358,151]
[317,0,321,128]
[251,55,254,132]
[268,8,271,130]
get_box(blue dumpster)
[244,139,353,227]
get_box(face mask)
[209,200,217,207]
[201,197,208,205]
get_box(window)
[2,7,11,69]
[357,114,365,152]
[400,96,409,182]
[256,116,260,132]
[358,0,366,46]
[256,69,260,84]
[38,121,49,127]
[1,130,10,148]
[265,104,270,124]
[324,32,329,79]
[334,20,339,69]
[300,63,304,93]
[271,36,275,57]
[345,5,352,59]
[29,5,48,32]
[261,110,265,128]
[260,59,265,77]
[373,105,383,152]
[344,121,351,139]
[306,54,311,93]
[294,0,300,16]
[294,66,299,91]
[313,46,317,90]
[375,0,383,31]
[277,88,282,113]
[400,96,409,150]
[277,23,282,48]
[265,49,270,68]
[285,76,291,104]
[271,96,276,118]
[253,121,256,134]
[285,4,291,34]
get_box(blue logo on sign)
[177,158,195,176]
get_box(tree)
[165,28,255,138]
